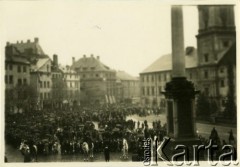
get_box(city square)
[2,1,237,165]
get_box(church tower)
[196,5,236,113]
[196,5,236,65]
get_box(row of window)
[141,74,169,83]
[142,86,163,96]
[40,92,51,100]
[69,82,79,88]
[39,81,50,88]
[5,75,28,85]
[5,64,28,73]
[52,73,62,79]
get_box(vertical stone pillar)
[161,6,204,160]
[171,6,185,78]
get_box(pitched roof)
[218,42,236,65]
[116,71,138,81]
[5,55,30,64]
[31,58,50,72]
[141,47,198,74]
[9,38,44,55]
[59,65,77,74]
[71,56,114,72]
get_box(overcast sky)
[0,1,236,76]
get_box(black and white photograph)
[1,0,238,166]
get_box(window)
[91,67,95,70]
[44,92,47,99]
[47,65,49,72]
[9,64,13,70]
[23,66,27,72]
[152,87,155,95]
[96,74,99,77]
[44,81,46,88]
[204,53,209,62]
[152,76,154,82]
[39,81,42,88]
[164,74,166,81]
[141,76,144,82]
[9,75,13,84]
[158,86,162,95]
[189,73,192,79]
[47,81,50,88]
[158,75,161,82]
[147,87,150,96]
[40,93,43,99]
[146,76,149,82]
[70,75,72,78]
[220,68,224,73]
[220,80,225,87]
[204,70,208,78]
[5,75,8,84]
[23,78,27,85]
[5,64,7,70]
[18,79,22,85]
[142,87,145,95]
[75,82,78,88]
[18,65,21,72]
[70,82,72,88]
[83,74,86,78]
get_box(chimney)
[91,54,94,58]
[53,54,58,67]
[34,37,39,43]
[21,40,23,43]
[17,41,19,44]
[83,54,86,58]
[6,42,10,46]
[27,39,30,43]
[97,56,100,60]
[186,46,194,55]
[72,57,75,65]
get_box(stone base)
[161,137,205,162]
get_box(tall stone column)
[162,6,203,160]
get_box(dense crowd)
[5,104,237,162]
[5,104,166,162]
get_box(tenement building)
[5,38,53,110]
[5,44,31,112]
[140,5,236,113]
[71,54,116,104]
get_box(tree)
[51,78,67,101]
[5,84,38,113]
[196,93,211,119]
[223,64,236,119]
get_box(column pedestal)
[162,77,204,161]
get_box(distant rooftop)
[141,47,198,74]
[116,71,138,81]
[59,65,77,74]
[71,54,115,72]
[6,37,45,55]
[31,57,50,72]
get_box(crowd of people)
[5,104,166,162]
[5,103,237,162]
